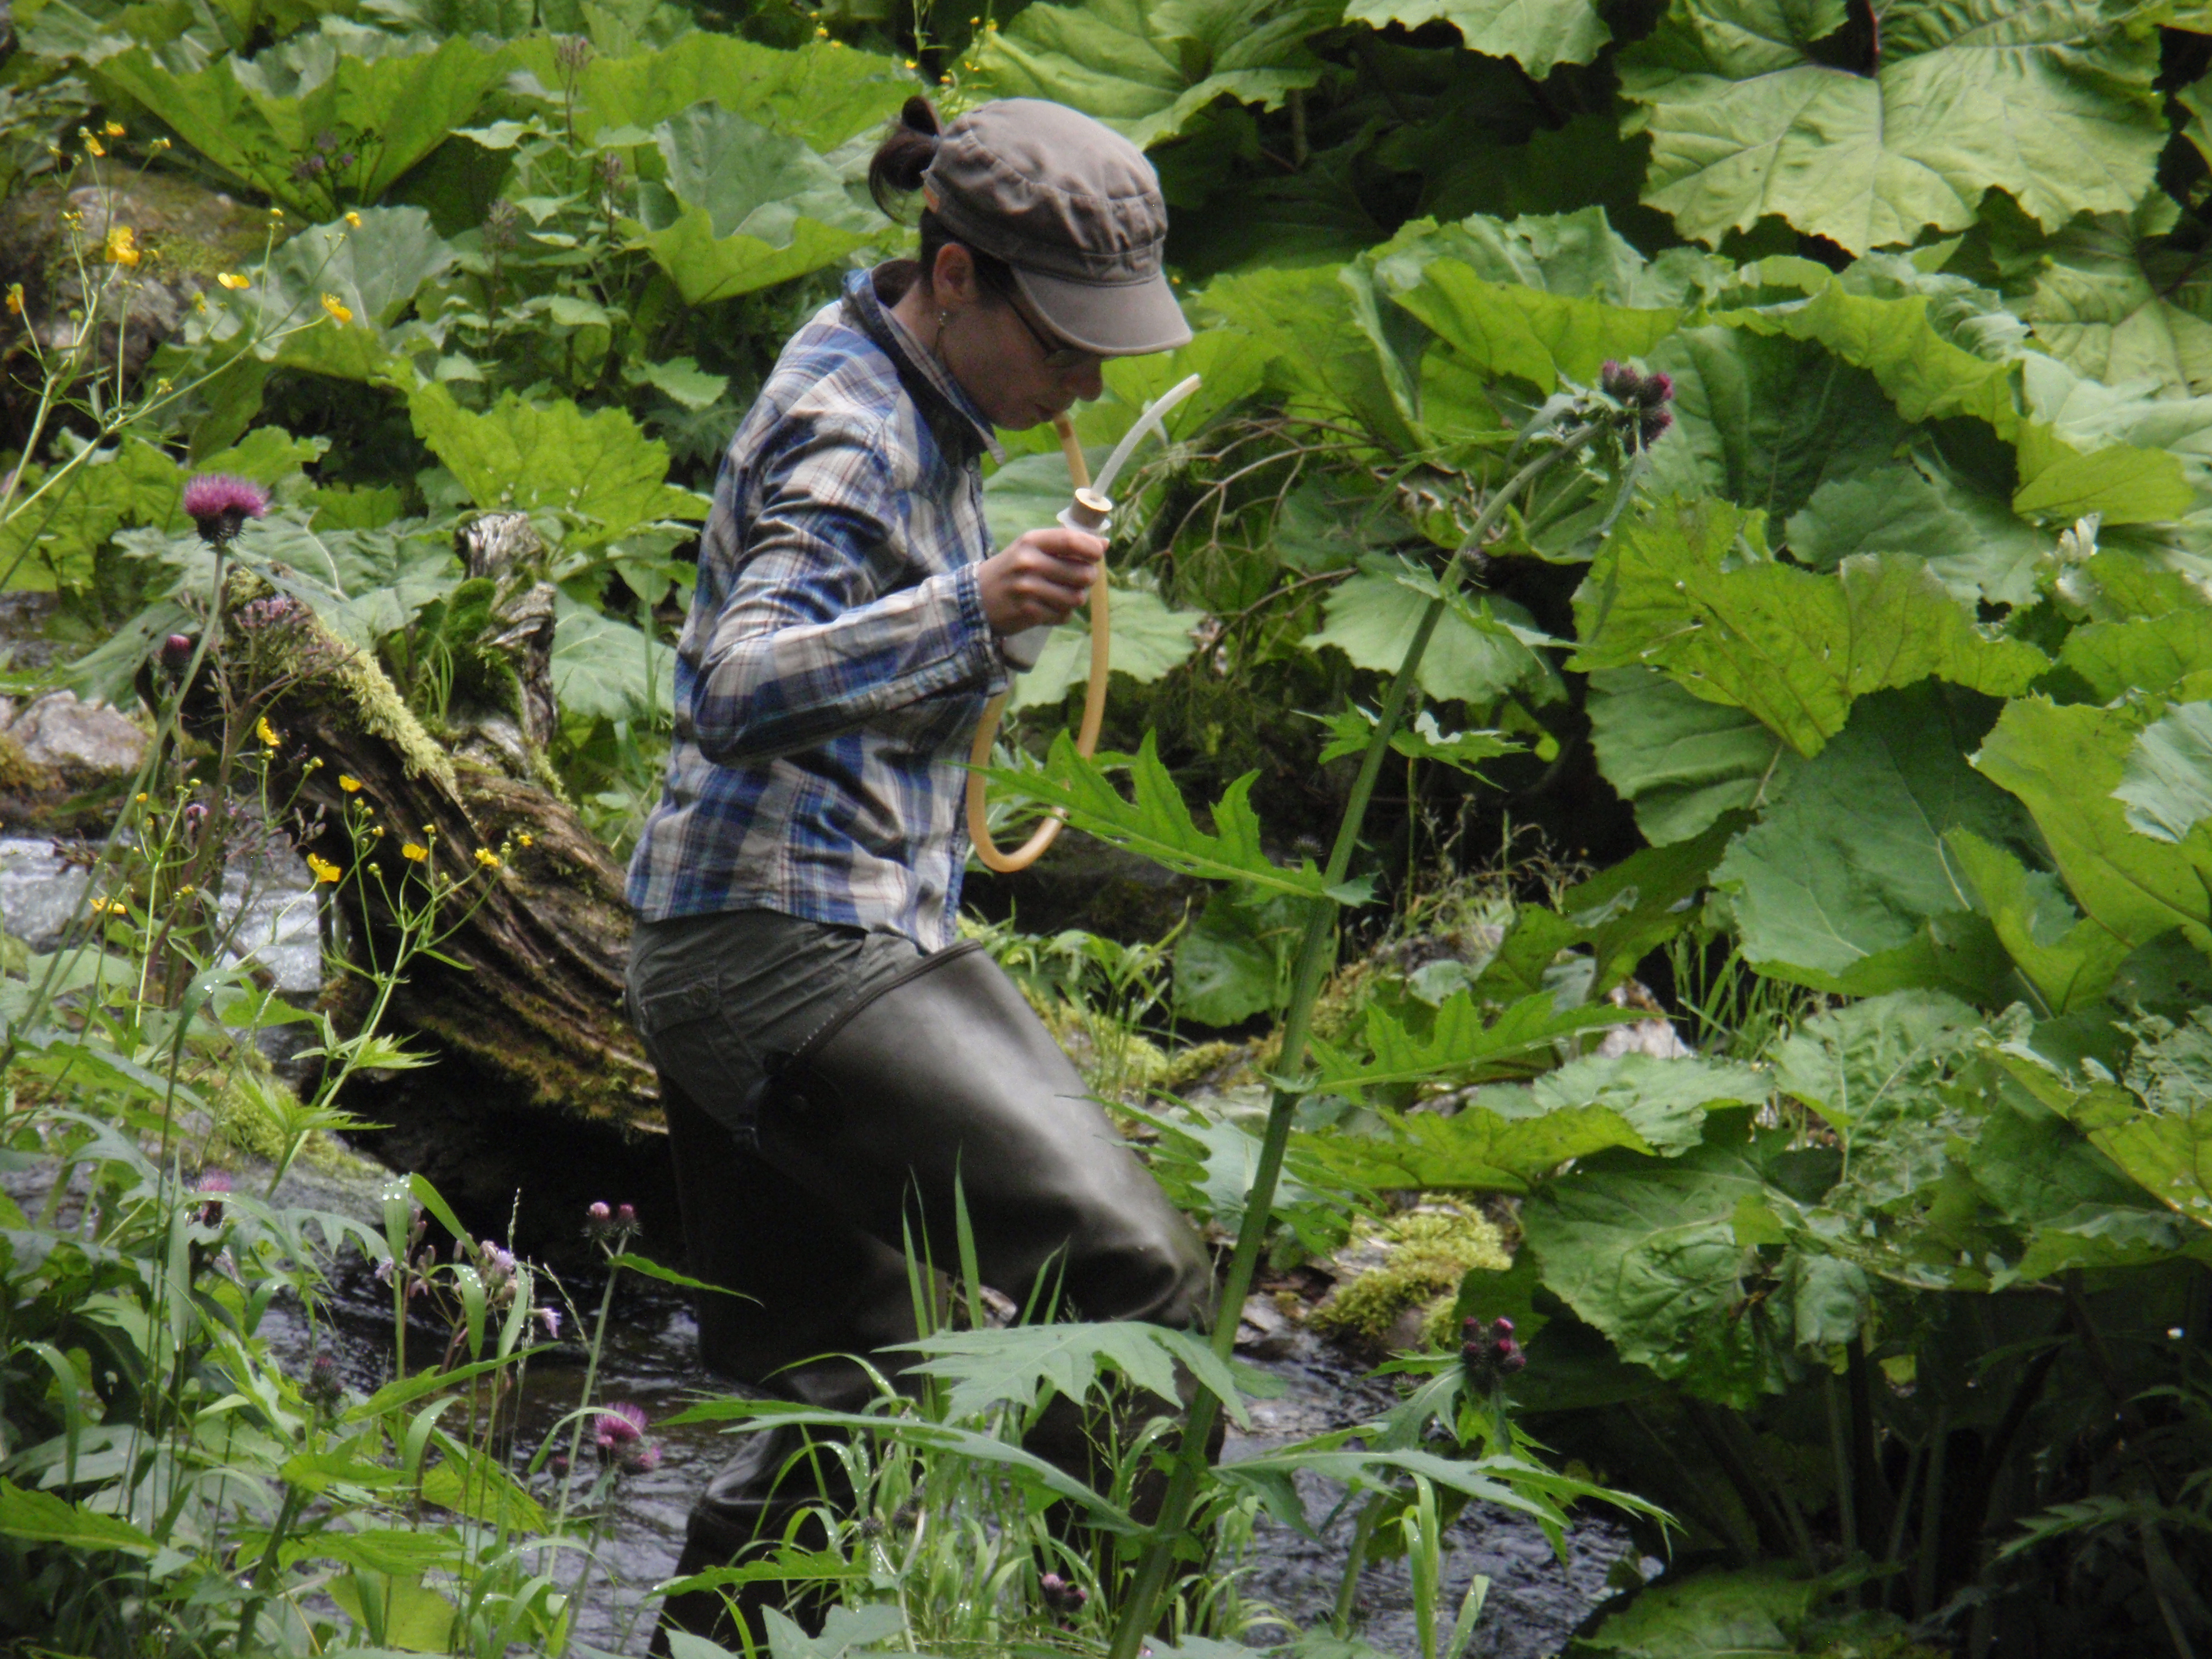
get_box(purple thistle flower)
[614,1204,636,1228]
[1039,1572,1088,1618]
[1461,1315,1527,1386]
[181,474,268,547]
[629,1442,662,1473]
[594,1402,647,1449]
[192,1170,232,1227]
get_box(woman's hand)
[977,528,1105,634]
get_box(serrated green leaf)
[1522,1120,1809,1408]
[551,599,673,721]
[891,1320,1254,1427]
[0,439,186,590]
[1384,257,1680,397]
[631,356,730,411]
[1587,665,1802,845]
[1528,1051,1772,1153]
[1619,0,2165,255]
[2059,608,2212,704]
[626,205,879,308]
[2014,193,2212,399]
[1341,0,1607,79]
[507,31,908,150]
[1973,696,2212,953]
[1300,1101,1660,1194]
[1785,463,2050,608]
[2113,700,2212,843]
[0,1478,160,1556]
[1316,988,1645,1099]
[1573,497,2049,758]
[648,101,880,242]
[979,730,1335,900]
[1313,706,1520,775]
[95,36,510,215]
[1769,989,1982,1131]
[1307,563,1553,706]
[2011,420,2192,524]
[407,384,702,548]
[2056,1010,2212,1229]
[1713,685,2030,997]
[1946,828,2132,1012]
[973,0,1333,148]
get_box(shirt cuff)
[945,562,1011,695]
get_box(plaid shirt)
[627,267,1010,949]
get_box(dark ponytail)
[867,95,942,216]
[867,95,1017,303]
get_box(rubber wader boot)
[653,937,1215,1650]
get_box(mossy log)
[164,515,670,1251]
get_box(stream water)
[3,834,1646,1657]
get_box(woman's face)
[925,245,1108,430]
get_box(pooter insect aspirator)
[965,373,1202,873]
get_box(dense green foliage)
[9,0,2212,1653]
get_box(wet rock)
[0,172,269,386]
[7,688,146,775]
[1235,1291,1300,1360]
[1595,980,1692,1060]
[964,828,1206,947]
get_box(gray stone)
[7,691,147,777]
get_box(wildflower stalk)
[1104,424,1602,1659]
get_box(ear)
[931,241,979,305]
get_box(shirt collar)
[842,267,1005,466]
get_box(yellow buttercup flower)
[104,225,139,266]
[305,852,341,884]
[339,774,362,793]
[217,271,249,290]
[319,293,353,325]
[401,842,428,862]
[256,715,278,748]
[103,122,124,137]
[516,832,534,848]
[345,211,362,228]
[474,847,501,870]
[4,283,22,315]
[84,135,106,158]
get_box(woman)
[623,95,1215,1637]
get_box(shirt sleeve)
[687,414,1004,765]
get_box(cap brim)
[1012,265,1192,357]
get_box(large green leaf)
[507,31,909,149]
[1342,0,1607,79]
[1618,0,2165,255]
[0,1478,161,1556]
[1002,588,1207,714]
[628,207,880,308]
[97,35,511,214]
[1384,258,1680,399]
[2059,609,2212,704]
[646,102,880,243]
[1713,685,2029,997]
[1298,1100,1663,1194]
[1769,989,1983,1132]
[979,730,1345,901]
[1306,563,1554,706]
[2113,700,2212,844]
[551,600,673,721]
[1973,697,2212,953]
[1198,261,1422,452]
[1641,326,1914,524]
[1522,1118,1811,1407]
[1566,1564,1826,1658]
[2057,1010,2212,1229]
[1784,462,2050,608]
[1471,1052,1772,1157]
[2015,195,2212,399]
[1572,497,2050,758]
[1587,664,1803,845]
[1945,829,2133,1012]
[407,384,704,549]
[972,0,1335,148]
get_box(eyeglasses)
[1005,294,1099,373]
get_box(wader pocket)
[631,982,763,1141]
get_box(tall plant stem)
[1105,427,1598,1659]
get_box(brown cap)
[924,99,1191,357]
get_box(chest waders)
[648,929,1214,1654]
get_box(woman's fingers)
[977,530,1106,633]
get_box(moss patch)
[1308,1199,1511,1352]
